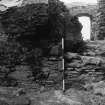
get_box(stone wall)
[0,1,85,88]
[65,41,105,90]
[96,0,105,39]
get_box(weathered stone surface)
[96,0,105,39]
[8,65,33,85]
[83,81,105,96]
[4,40,105,89]
[68,3,97,17]
[81,56,102,65]
[40,58,62,87]
[11,96,30,105]
[65,89,92,105]
[21,0,48,6]
[0,100,9,105]
[28,90,83,105]
[65,41,105,88]
[49,45,60,56]
[0,96,30,105]
[1,85,105,105]
[0,87,30,105]
[65,52,81,61]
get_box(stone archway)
[76,13,92,40]
[67,2,98,40]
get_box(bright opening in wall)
[79,16,91,40]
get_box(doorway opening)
[78,16,91,40]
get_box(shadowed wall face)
[79,16,91,40]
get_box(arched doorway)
[78,16,91,40]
